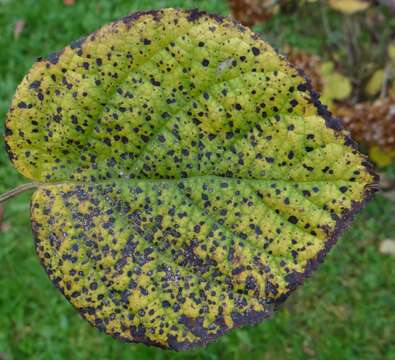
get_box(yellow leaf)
[369,146,395,167]
[319,61,335,76]
[318,62,352,108]
[365,70,385,97]
[321,74,352,109]
[329,0,370,14]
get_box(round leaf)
[365,69,385,97]
[5,9,378,350]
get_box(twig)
[0,183,39,204]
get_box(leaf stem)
[0,183,39,204]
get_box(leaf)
[318,62,352,108]
[365,69,385,97]
[322,73,352,104]
[4,9,378,350]
[229,0,279,27]
[319,61,335,76]
[334,96,395,156]
[328,0,371,14]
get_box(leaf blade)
[6,8,378,350]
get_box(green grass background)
[0,1,394,359]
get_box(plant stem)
[0,183,39,204]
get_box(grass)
[0,1,394,359]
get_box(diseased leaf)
[4,9,378,350]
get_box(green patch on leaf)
[4,8,378,351]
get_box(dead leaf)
[379,239,395,255]
[63,0,75,6]
[334,96,395,155]
[13,20,25,39]
[229,0,279,27]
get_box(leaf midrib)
[43,175,365,187]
